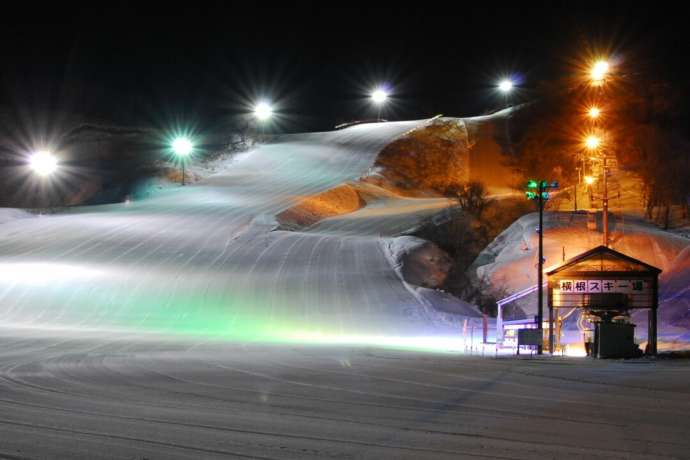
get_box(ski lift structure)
[497,246,661,358]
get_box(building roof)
[546,245,662,276]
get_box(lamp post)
[526,179,558,354]
[585,134,609,246]
[254,101,273,136]
[497,78,515,154]
[590,60,609,86]
[29,151,58,177]
[588,106,601,120]
[254,101,273,122]
[172,137,193,186]
[27,150,59,211]
[498,78,513,108]
[371,88,388,121]
[586,58,611,246]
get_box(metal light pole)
[28,150,59,211]
[585,134,609,247]
[498,79,513,108]
[526,179,558,354]
[602,154,609,247]
[573,183,578,211]
[588,58,610,245]
[254,101,273,137]
[371,88,388,121]
[498,79,514,153]
[538,188,545,354]
[29,151,59,177]
[172,137,193,186]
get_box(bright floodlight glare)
[585,135,601,150]
[172,137,193,156]
[498,79,513,93]
[29,151,58,176]
[588,106,601,119]
[254,102,273,121]
[371,88,388,105]
[584,175,596,185]
[591,60,609,83]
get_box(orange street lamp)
[583,133,610,247]
[588,106,601,119]
[584,175,595,185]
[591,60,609,85]
[585,135,601,150]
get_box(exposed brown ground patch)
[368,119,470,196]
[276,183,366,228]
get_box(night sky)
[1,3,687,133]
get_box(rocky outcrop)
[400,240,454,289]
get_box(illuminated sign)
[558,279,650,294]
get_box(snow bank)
[0,208,34,224]
[382,236,480,321]
[472,211,690,343]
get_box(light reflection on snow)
[286,332,473,352]
[0,263,104,285]
[563,344,588,357]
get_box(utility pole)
[573,184,578,211]
[602,155,609,246]
[172,137,193,186]
[525,179,558,354]
[586,59,611,246]
[537,188,544,354]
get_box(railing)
[497,282,547,307]
[496,282,547,342]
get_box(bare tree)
[446,181,493,219]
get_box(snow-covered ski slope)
[0,120,467,343]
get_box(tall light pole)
[498,78,513,108]
[590,60,610,86]
[498,78,515,153]
[588,106,601,120]
[585,134,609,246]
[587,58,611,246]
[526,179,558,354]
[172,137,193,186]
[254,101,273,135]
[371,88,388,121]
[602,153,610,247]
[29,151,58,177]
[28,150,59,210]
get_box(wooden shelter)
[546,245,661,356]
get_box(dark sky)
[1,2,688,133]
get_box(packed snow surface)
[3,120,690,459]
[0,120,467,341]
[1,332,690,459]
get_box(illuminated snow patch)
[0,263,105,285]
[286,331,471,353]
[563,344,588,357]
